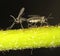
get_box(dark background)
[0,0,60,56]
[0,48,60,56]
[0,0,60,29]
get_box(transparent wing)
[17,7,25,19]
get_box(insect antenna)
[10,15,16,21]
[47,13,52,18]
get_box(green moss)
[0,26,60,51]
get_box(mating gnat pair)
[7,7,48,29]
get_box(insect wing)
[17,7,25,19]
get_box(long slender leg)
[7,22,15,29]
[20,22,24,29]
[28,23,31,28]
[44,22,48,26]
[28,23,32,27]
[40,22,43,26]
[34,22,37,27]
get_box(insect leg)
[28,23,31,27]
[44,22,48,26]
[20,22,24,29]
[7,22,15,29]
[34,22,37,27]
[27,22,33,28]
[40,22,43,26]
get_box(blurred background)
[0,0,60,56]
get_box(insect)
[27,13,53,27]
[7,7,26,29]
[27,15,48,27]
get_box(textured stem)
[0,26,60,51]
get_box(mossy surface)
[0,26,60,51]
